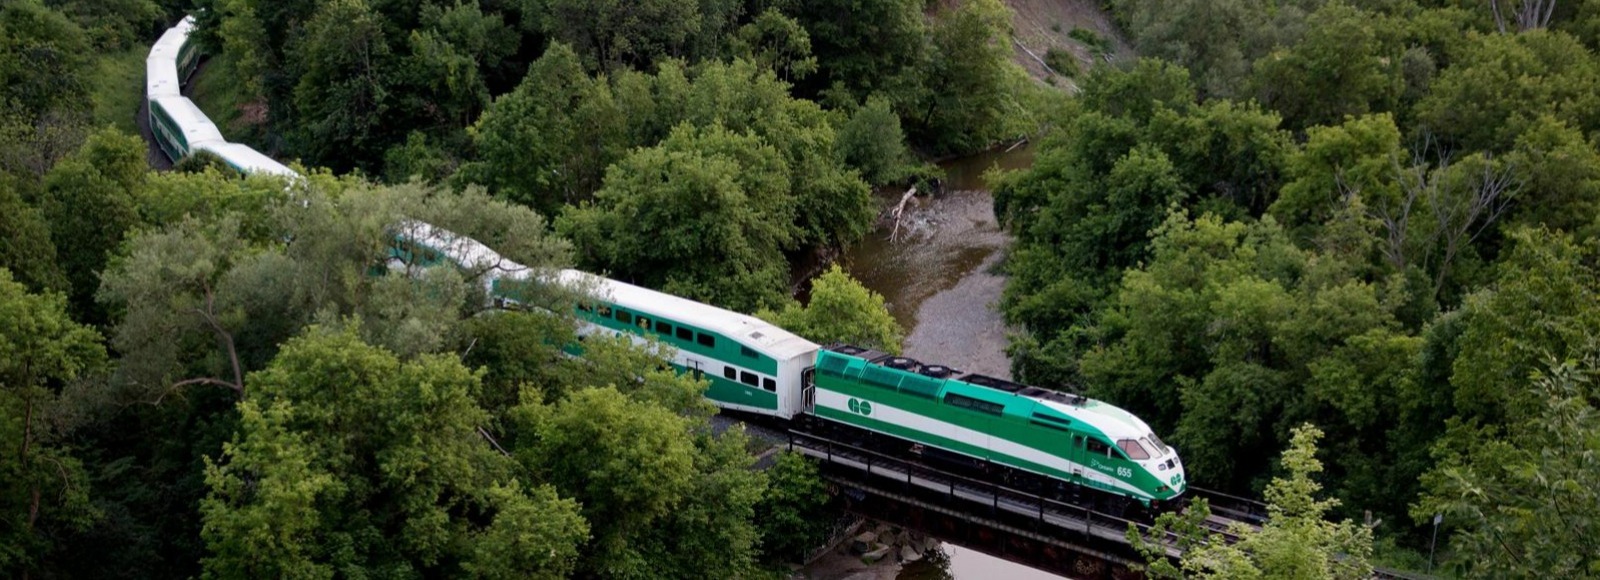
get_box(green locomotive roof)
[817,346,1164,445]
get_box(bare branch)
[192,279,246,398]
[1426,153,1520,296]
[477,426,511,456]
[171,377,246,393]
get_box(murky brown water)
[841,144,1035,370]
[835,144,1069,580]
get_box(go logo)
[847,398,873,416]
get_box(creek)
[836,144,1069,580]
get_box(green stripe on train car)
[149,101,188,155]
[576,307,780,375]
[813,355,1174,501]
[670,362,778,410]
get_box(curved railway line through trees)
[136,15,1429,580]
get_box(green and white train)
[147,16,1186,510]
[561,274,1185,508]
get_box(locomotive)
[145,16,1187,511]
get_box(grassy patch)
[90,47,147,134]
[1068,27,1113,60]
[1044,47,1081,78]
[187,53,251,142]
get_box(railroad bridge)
[780,430,1421,580]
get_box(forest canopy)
[5,0,1600,577]
[996,0,1600,574]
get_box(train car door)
[801,367,816,414]
[1069,434,1086,482]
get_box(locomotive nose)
[1150,454,1186,497]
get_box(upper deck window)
[696,333,715,347]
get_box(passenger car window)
[676,327,693,341]
[615,311,633,324]
[657,321,674,336]
[739,371,758,386]
[762,377,776,391]
[696,333,715,347]
[723,366,737,380]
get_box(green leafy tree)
[912,0,1021,155]
[44,0,162,50]
[470,53,875,259]
[0,0,92,121]
[201,325,589,577]
[835,95,912,186]
[0,180,65,292]
[1251,2,1404,131]
[99,180,571,402]
[383,131,455,185]
[1414,355,1600,578]
[389,2,520,136]
[789,0,926,100]
[996,61,1290,291]
[1413,30,1600,152]
[1130,424,1374,579]
[1078,210,1427,518]
[754,451,833,564]
[459,309,579,411]
[652,59,875,250]
[512,386,763,578]
[729,8,819,83]
[37,127,145,323]
[287,0,397,172]
[759,264,903,353]
[558,123,796,313]
[1269,113,1404,243]
[464,43,626,216]
[1503,115,1600,237]
[1004,140,1191,289]
[0,269,106,577]
[1448,228,1600,425]
[1109,0,1320,99]
[532,0,731,71]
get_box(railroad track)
[780,429,1428,578]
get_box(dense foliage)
[1130,425,1374,579]
[10,0,1600,575]
[758,264,904,353]
[5,0,1043,573]
[999,0,1600,572]
[188,0,1036,177]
